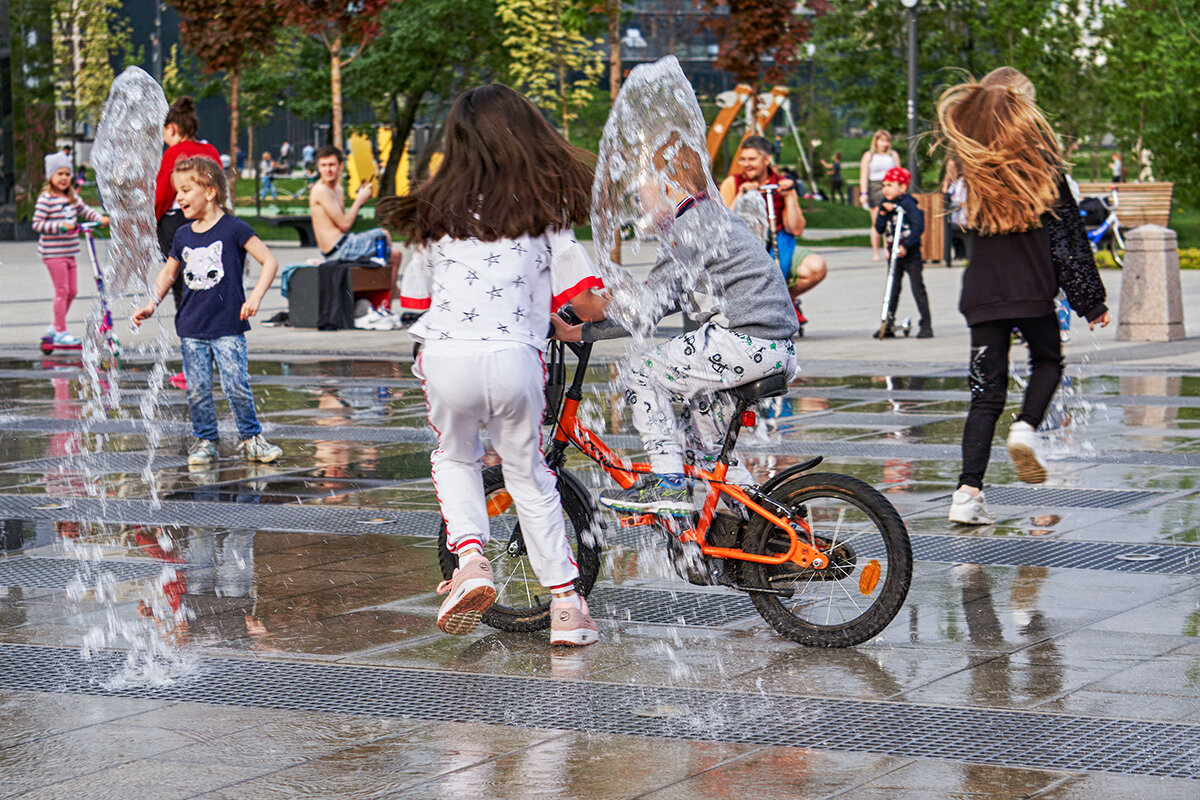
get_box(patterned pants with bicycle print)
[624,322,797,480]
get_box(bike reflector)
[740,410,756,427]
[486,492,514,516]
[859,559,881,595]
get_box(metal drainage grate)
[588,585,757,626]
[0,643,1197,780]
[0,416,437,445]
[3,452,189,474]
[0,556,175,589]
[784,412,958,429]
[912,534,1200,574]
[979,486,1165,510]
[0,494,444,537]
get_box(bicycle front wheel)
[740,473,911,647]
[437,465,601,632]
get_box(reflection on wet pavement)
[1,353,1199,796]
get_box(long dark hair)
[379,84,593,244]
[165,96,199,140]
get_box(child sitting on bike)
[554,137,798,516]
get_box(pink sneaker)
[549,596,599,647]
[435,555,496,635]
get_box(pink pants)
[43,257,78,333]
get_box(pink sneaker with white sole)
[435,554,496,635]
[550,596,599,647]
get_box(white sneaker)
[374,308,401,330]
[354,308,388,330]
[1006,420,1048,484]
[948,489,996,525]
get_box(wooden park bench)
[262,215,318,248]
[1075,181,1175,230]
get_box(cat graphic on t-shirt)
[182,241,225,291]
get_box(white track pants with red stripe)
[417,341,579,591]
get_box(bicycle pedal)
[618,513,658,528]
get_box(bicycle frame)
[1085,187,1124,253]
[543,338,829,571]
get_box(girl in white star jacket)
[380,84,607,645]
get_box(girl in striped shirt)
[32,152,108,346]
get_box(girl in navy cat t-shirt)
[133,157,283,466]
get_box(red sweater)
[155,140,221,220]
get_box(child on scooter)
[32,152,108,347]
[873,166,932,338]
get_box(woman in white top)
[859,130,900,261]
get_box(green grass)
[1173,204,1200,249]
[800,199,871,229]
[800,235,871,247]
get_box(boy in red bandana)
[874,166,932,338]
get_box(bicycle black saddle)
[730,372,789,404]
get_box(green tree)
[161,44,222,103]
[10,0,57,220]
[343,0,508,194]
[1100,0,1200,203]
[811,0,1097,184]
[168,0,282,202]
[277,0,398,149]
[497,0,604,140]
[51,0,140,149]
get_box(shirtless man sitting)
[718,135,826,333]
[309,144,402,305]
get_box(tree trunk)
[380,88,426,197]
[608,0,621,104]
[228,69,240,206]
[558,62,568,141]
[331,34,343,150]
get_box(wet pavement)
[2,239,1200,797]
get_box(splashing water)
[66,67,190,684]
[91,66,167,298]
[590,56,734,341]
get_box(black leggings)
[958,314,1063,489]
[887,251,931,328]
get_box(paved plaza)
[2,235,1200,798]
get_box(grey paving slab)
[5,239,1200,796]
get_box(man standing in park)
[309,145,402,308]
[719,135,826,333]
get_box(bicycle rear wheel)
[740,473,911,647]
[437,465,601,632]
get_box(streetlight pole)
[901,0,919,187]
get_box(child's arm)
[567,288,608,322]
[901,197,924,251]
[77,198,108,227]
[31,196,58,234]
[873,207,890,235]
[133,258,182,326]
[241,235,278,320]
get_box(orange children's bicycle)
[436,336,913,647]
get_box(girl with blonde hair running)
[937,80,1109,525]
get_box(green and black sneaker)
[599,475,693,516]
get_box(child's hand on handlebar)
[551,314,583,343]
